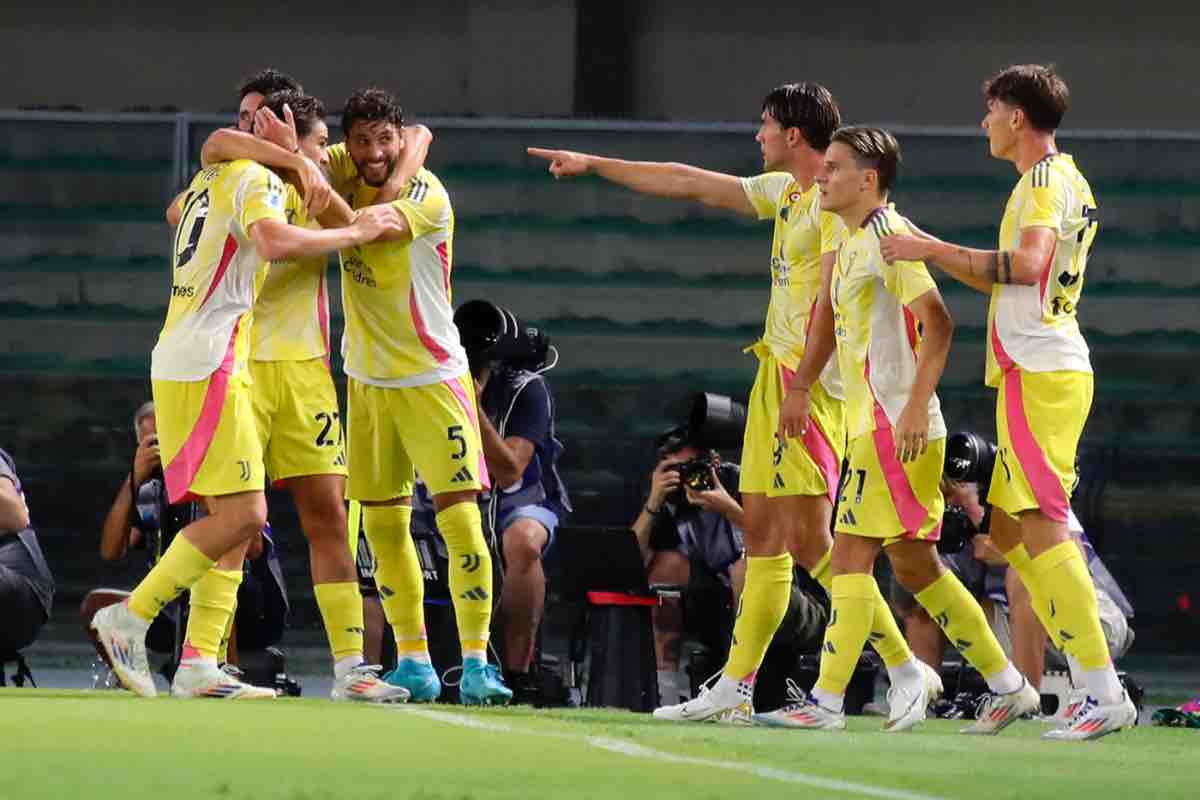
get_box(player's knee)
[502,520,546,568]
[234,498,269,539]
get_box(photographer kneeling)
[632,427,748,706]
[893,432,1133,705]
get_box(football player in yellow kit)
[91,113,404,699]
[183,80,432,702]
[761,127,1036,733]
[880,64,1136,740]
[530,85,926,723]
[323,89,511,705]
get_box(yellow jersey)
[741,172,845,396]
[251,203,332,363]
[832,205,946,441]
[987,153,1097,386]
[328,143,466,386]
[152,160,300,381]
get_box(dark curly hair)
[260,90,326,139]
[831,126,902,195]
[983,64,1069,132]
[238,68,302,100]
[341,88,404,137]
[761,82,841,151]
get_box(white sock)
[179,655,217,669]
[1066,654,1086,689]
[888,657,924,687]
[811,687,845,713]
[401,652,432,665]
[984,663,1025,695]
[463,649,487,664]
[334,655,365,681]
[1083,665,1124,705]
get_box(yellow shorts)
[833,432,945,546]
[740,345,845,500]
[989,368,1092,523]
[346,375,489,502]
[250,358,348,483]
[152,368,264,504]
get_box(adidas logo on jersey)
[333,451,346,467]
[459,586,489,601]
[838,509,858,526]
[450,466,474,484]
[773,474,786,490]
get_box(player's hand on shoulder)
[353,204,406,242]
[894,402,930,463]
[879,234,930,264]
[526,147,591,179]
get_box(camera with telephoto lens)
[938,431,997,553]
[454,299,551,377]
[944,431,997,490]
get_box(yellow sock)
[185,568,241,660]
[813,573,875,695]
[1032,540,1109,670]
[314,581,366,661]
[437,502,492,654]
[362,505,428,656]
[1004,543,1063,649]
[217,584,239,663]
[867,580,913,669]
[915,571,1008,679]
[128,535,215,622]
[723,553,793,681]
[807,547,833,593]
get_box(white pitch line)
[399,707,948,800]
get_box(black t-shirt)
[0,449,55,616]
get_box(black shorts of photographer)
[633,431,747,706]
[0,449,55,667]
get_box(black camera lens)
[945,431,996,485]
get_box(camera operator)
[0,447,55,666]
[892,432,1133,698]
[632,426,747,706]
[84,402,289,677]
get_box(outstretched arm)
[526,147,756,217]
[880,226,1056,293]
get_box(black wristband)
[644,504,664,516]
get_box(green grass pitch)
[0,690,1193,800]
